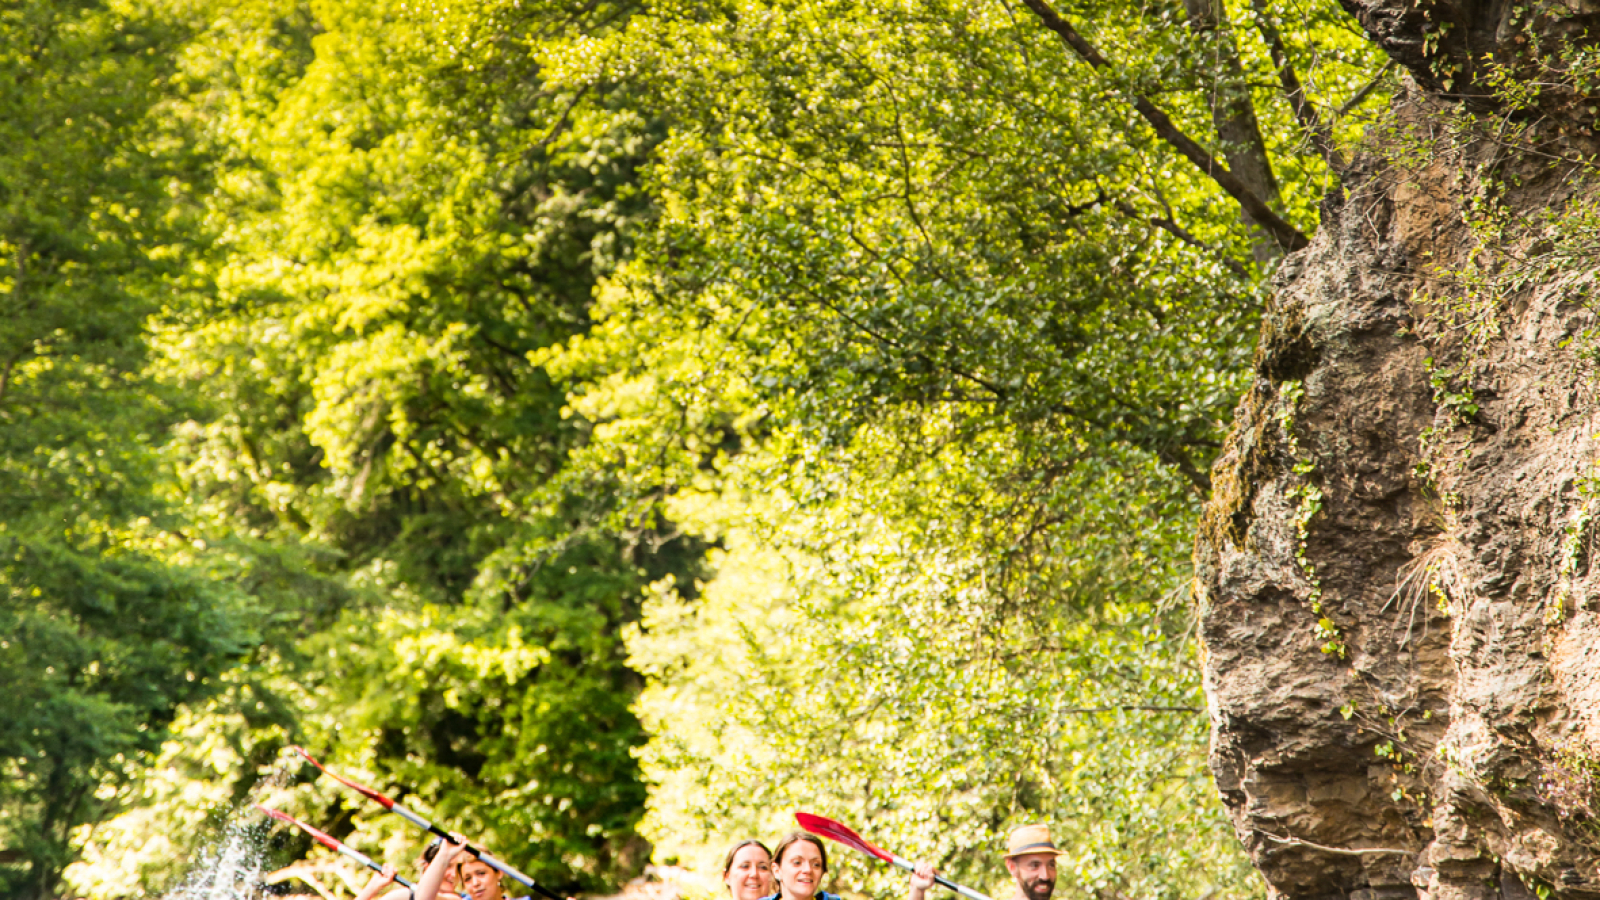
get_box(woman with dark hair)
[722,839,774,900]
[413,838,566,900]
[458,851,528,900]
[413,834,469,900]
[762,832,841,900]
[378,839,467,900]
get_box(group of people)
[347,823,1067,900]
[718,825,1064,900]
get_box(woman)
[763,832,840,900]
[722,839,774,900]
[416,836,568,900]
[414,835,469,900]
[378,839,467,900]
[460,853,507,900]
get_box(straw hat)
[1004,824,1068,859]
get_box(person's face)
[460,859,503,900]
[1006,854,1056,900]
[725,845,774,900]
[775,841,825,900]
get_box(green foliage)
[0,1,256,897]
[545,0,1269,494]
[625,493,1254,900]
[10,0,1399,896]
[529,0,1384,895]
[72,0,693,893]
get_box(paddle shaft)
[340,847,419,893]
[388,803,563,900]
[258,806,416,893]
[883,855,993,900]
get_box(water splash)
[166,817,267,900]
[165,749,303,900]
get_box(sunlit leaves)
[539,0,1381,897]
[0,2,258,897]
[85,0,690,892]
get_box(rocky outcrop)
[1195,7,1600,900]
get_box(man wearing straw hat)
[906,824,1067,900]
[1000,825,1066,900]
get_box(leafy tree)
[64,0,700,892]
[531,0,1392,896]
[0,2,255,897]
[20,0,1405,896]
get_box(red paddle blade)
[256,804,342,852]
[291,746,396,810]
[795,812,892,862]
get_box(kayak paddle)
[290,746,563,900]
[795,812,993,900]
[256,804,418,893]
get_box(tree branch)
[1058,705,1202,714]
[1157,443,1213,496]
[1017,0,1310,253]
[1009,700,1203,714]
[0,353,18,408]
[1110,198,1250,277]
[531,83,590,152]
[1183,0,1283,266]
[1337,61,1396,117]
[1249,0,1343,170]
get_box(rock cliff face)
[1195,5,1600,900]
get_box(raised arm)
[908,861,937,900]
[412,835,466,900]
[355,864,400,900]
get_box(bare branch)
[1057,705,1203,714]
[1261,833,1415,857]
[1111,198,1250,277]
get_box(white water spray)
[165,751,300,900]
[166,817,267,900]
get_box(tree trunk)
[1181,0,1283,264]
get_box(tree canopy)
[530,0,1385,890]
[0,0,1394,896]
[0,2,258,896]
